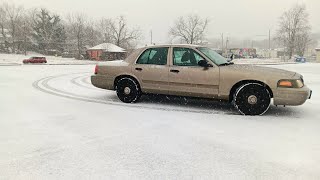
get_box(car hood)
[221,64,297,79]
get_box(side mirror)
[198,60,213,67]
[230,54,234,61]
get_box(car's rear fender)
[113,74,141,90]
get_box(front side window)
[173,48,204,66]
[197,47,229,66]
[136,47,168,65]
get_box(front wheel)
[116,77,141,103]
[233,83,271,115]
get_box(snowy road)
[0,64,320,179]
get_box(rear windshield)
[125,48,142,62]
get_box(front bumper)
[273,86,312,106]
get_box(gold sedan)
[91,44,312,115]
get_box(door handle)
[170,69,180,73]
[135,68,143,71]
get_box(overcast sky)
[8,0,320,44]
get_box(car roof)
[140,44,202,48]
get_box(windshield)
[197,47,229,66]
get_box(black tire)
[116,77,141,103]
[233,83,271,115]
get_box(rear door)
[168,47,220,98]
[132,47,170,94]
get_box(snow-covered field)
[0,59,319,179]
[0,53,96,65]
[0,53,298,66]
[232,58,297,65]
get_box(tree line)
[0,2,141,57]
[169,4,315,58]
[171,4,314,58]
[0,2,315,58]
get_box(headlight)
[277,79,304,88]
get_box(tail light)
[94,65,98,74]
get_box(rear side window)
[136,47,168,65]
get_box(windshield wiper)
[219,62,234,66]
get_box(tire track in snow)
[32,72,238,116]
[70,74,105,91]
[80,76,92,85]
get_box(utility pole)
[268,29,271,58]
[268,29,271,50]
[226,37,229,55]
[221,33,224,54]
[150,30,153,45]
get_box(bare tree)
[66,13,87,58]
[84,20,100,47]
[0,5,8,45]
[275,4,311,58]
[295,31,311,56]
[98,18,113,43]
[109,16,141,49]
[3,2,24,53]
[169,14,209,44]
[16,14,33,55]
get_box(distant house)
[62,42,90,59]
[0,29,11,52]
[316,48,320,62]
[0,29,11,42]
[87,43,126,61]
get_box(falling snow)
[0,54,320,179]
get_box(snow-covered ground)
[232,58,297,65]
[0,53,298,66]
[0,61,319,179]
[0,53,96,65]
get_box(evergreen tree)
[32,8,66,53]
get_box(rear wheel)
[116,77,141,103]
[233,83,271,115]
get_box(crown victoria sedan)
[91,44,312,115]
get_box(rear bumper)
[91,75,114,90]
[273,86,311,106]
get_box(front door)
[132,47,169,94]
[168,47,220,98]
